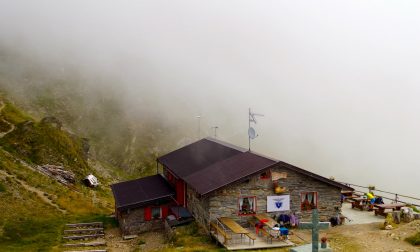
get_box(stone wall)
[186,186,210,230]
[189,164,341,230]
[117,208,164,235]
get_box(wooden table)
[219,217,249,244]
[341,190,354,197]
[254,213,278,229]
[374,203,406,217]
[351,197,369,211]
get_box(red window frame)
[238,196,257,216]
[260,169,271,180]
[300,191,318,211]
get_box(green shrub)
[405,232,420,245]
[0,182,6,192]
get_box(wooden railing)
[339,181,420,207]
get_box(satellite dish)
[248,127,257,139]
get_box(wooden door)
[176,180,185,206]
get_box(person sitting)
[279,224,289,240]
[290,212,300,228]
[374,196,384,204]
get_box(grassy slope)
[0,101,115,251]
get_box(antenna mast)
[211,126,219,138]
[196,115,201,139]
[248,108,264,151]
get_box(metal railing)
[339,181,420,207]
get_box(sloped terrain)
[0,98,116,251]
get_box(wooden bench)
[260,227,273,243]
[374,203,406,217]
[351,197,369,211]
[245,232,256,245]
[210,222,232,244]
[248,219,263,237]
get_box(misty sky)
[1,1,419,199]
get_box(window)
[301,192,318,211]
[238,196,256,215]
[152,207,162,219]
[260,170,271,179]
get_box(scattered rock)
[392,211,401,224]
[123,235,138,240]
[41,116,62,129]
[38,164,75,184]
[385,225,394,230]
[401,207,414,223]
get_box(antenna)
[196,115,201,139]
[211,126,219,138]
[248,108,264,151]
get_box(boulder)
[401,207,414,223]
[385,225,393,230]
[392,211,401,224]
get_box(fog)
[0,1,419,198]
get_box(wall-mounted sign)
[267,195,290,212]
[272,171,287,181]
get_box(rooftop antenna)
[248,108,264,151]
[211,126,219,138]
[196,115,201,139]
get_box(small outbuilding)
[111,174,176,234]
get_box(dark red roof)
[157,137,353,195]
[157,138,245,178]
[184,151,277,195]
[111,174,175,210]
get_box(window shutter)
[161,205,169,218]
[144,206,152,221]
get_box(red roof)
[157,138,245,178]
[158,138,353,195]
[184,151,277,195]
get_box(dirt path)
[0,100,16,138]
[291,220,420,252]
[105,228,166,252]
[0,169,66,214]
[327,221,420,251]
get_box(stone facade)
[187,163,341,231]
[117,208,164,235]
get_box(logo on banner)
[275,199,283,209]
[267,195,290,212]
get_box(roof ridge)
[205,137,248,152]
[277,160,353,191]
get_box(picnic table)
[254,214,289,242]
[219,217,249,235]
[218,217,252,244]
[374,203,406,217]
[254,213,278,229]
[341,190,354,197]
[351,197,369,211]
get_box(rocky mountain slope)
[0,97,116,251]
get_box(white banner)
[267,195,290,212]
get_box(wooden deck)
[210,217,294,251]
[211,227,294,250]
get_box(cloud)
[0,0,419,199]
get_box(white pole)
[196,115,201,139]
